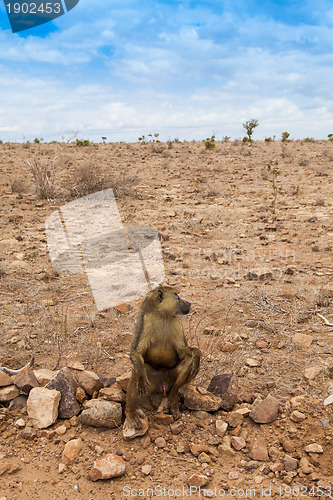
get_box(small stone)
[0,385,20,402]
[170,421,184,435]
[68,361,85,371]
[192,410,210,420]
[0,371,12,387]
[27,387,61,429]
[248,268,273,280]
[283,455,298,471]
[79,400,122,428]
[89,454,126,481]
[18,427,37,440]
[304,443,323,454]
[299,457,313,474]
[324,395,333,406]
[249,437,269,461]
[155,437,166,448]
[98,384,125,403]
[62,438,83,465]
[13,367,39,394]
[154,414,174,425]
[183,384,222,412]
[187,474,209,488]
[230,436,246,450]
[292,333,313,348]
[114,303,132,314]
[227,411,244,428]
[290,410,306,422]
[246,358,261,367]
[58,463,66,474]
[215,419,228,437]
[14,418,25,429]
[228,470,239,480]
[207,374,238,411]
[221,342,236,352]
[75,386,88,404]
[249,396,279,424]
[74,370,103,396]
[34,369,56,386]
[122,410,149,440]
[116,371,132,392]
[198,452,210,463]
[280,437,295,453]
[304,367,322,380]
[55,425,67,436]
[142,464,152,475]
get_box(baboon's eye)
[158,289,163,302]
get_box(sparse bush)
[242,119,259,142]
[26,154,58,200]
[222,136,231,142]
[265,137,272,142]
[76,139,91,147]
[304,137,315,143]
[281,131,290,142]
[101,137,107,143]
[205,140,216,150]
[328,133,333,142]
[11,176,27,194]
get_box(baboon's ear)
[158,288,164,302]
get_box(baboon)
[125,286,201,429]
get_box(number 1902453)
[5,3,61,14]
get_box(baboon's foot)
[156,397,169,414]
[169,401,181,420]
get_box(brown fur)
[125,286,201,429]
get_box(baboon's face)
[154,286,191,316]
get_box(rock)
[34,369,56,386]
[154,414,174,425]
[123,410,149,440]
[248,268,273,281]
[8,395,28,411]
[249,396,279,423]
[292,333,313,348]
[227,411,244,428]
[0,385,20,402]
[280,437,295,453]
[249,437,269,461]
[207,374,238,411]
[58,463,66,474]
[75,387,88,404]
[198,452,210,463]
[187,474,209,488]
[0,371,12,387]
[304,443,323,454]
[74,370,103,396]
[183,384,222,412]
[192,410,210,420]
[27,387,61,429]
[62,438,83,465]
[18,427,37,440]
[283,455,298,471]
[300,457,313,474]
[325,382,333,398]
[13,367,39,394]
[79,400,122,428]
[142,464,152,475]
[324,395,333,406]
[290,410,306,422]
[68,361,85,371]
[215,419,228,437]
[116,371,132,392]
[55,425,67,436]
[46,367,81,419]
[0,463,21,476]
[246,358,261,367]
[89,454,126,481]
[304,367,322,380]
[14,418,25,428]
[155,437,166,448]
[170,421,184,435]
[230,436,246,450]
[98,384,125,403]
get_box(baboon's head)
[145,286,191,317]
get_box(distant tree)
[281,131,290,142]
[242,119,259,142]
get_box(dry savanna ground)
[0,139,332,499]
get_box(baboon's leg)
[125,370,144,429]
[167,347,201,419]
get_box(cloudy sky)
[0,0,333,142]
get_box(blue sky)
[0,0,333,142]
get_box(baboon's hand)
[170,401,181,420]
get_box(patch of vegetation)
[281,131,290,142]
[328,133,333,142]
[76,139,91,147]
[242,119,259,142]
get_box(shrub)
[76,139,91,147]
[328,134,333,142]
[281,132,290,142]
[242,119,259,142]
[205,141,216,150]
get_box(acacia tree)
[243,119,259,142]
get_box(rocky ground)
[0,139,332,499]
